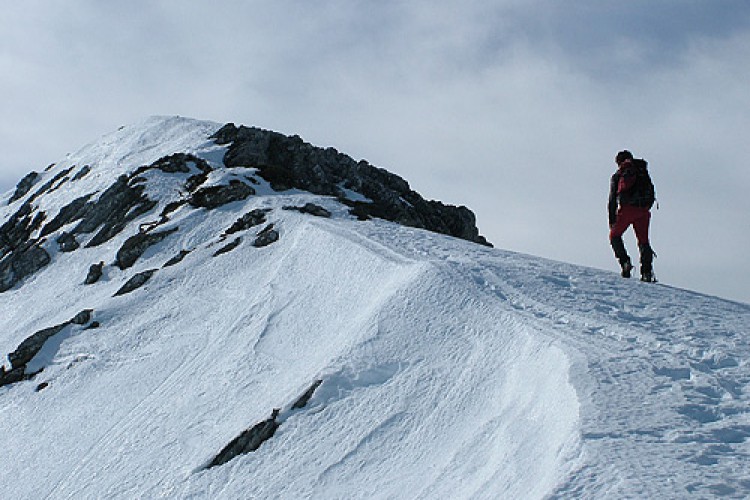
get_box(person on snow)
[608,150,656,282]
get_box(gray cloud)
[2,1,749,302]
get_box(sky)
[2,0,749,304]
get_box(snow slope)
[1,117,748,499]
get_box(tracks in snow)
[346,220,750,498]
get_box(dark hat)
[615,150,633,163]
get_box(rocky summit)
[0,118,488,297]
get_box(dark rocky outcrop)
[253,224,279,248]
[282,203,331,218]
[0,309,94,389]
[188,180,255,209]
[206,409,280,469]
[211,123,491,246]
[0,202,46,259]
[292,379,323,410]
[116,227,179,270]
[0,366,28,387]
[184,173,210,193]
[224,209,271,236]
[70,309,93,325]
[40,194,94,237]
[35,175,160,251]
[161,200,186,218]
[0,243,51,293]
[163,250,191,268]
[8,172,40,204]
[3,154,195,293]
[113,269,157,296]
[131,153,213,179]
[203,380,322,469]
[26,167,75,205]
[148,153,213,175]
[84,261,105,285]
[213,237,242,257]
[0,206,48,293]
[56,232,80,252]
[7,322,67,370]
[71,165,91,182]
[0,202,53,289]
[76,176,159,248]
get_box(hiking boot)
[641,271,656,283]
[638,243,656,282]
[620,258,633,278]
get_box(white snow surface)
[1,117,749,499]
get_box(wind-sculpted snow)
[0,116,748,499]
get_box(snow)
[1,116,749,498]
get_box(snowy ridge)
[1,117,749,498]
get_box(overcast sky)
[2,1,749,303]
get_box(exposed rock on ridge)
[8,172,40,204]
[211,123,491,246]
[1,119,491,295]
[0,309,94,388]
[205,379,323,469]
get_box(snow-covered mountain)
[1,116,748,499]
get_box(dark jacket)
[609,159,654,225]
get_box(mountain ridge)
[1,116,748,498]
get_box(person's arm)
[608,173,619,226]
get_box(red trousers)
[609,205,650,245]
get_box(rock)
[213,237,242,257]
[184,173,209,192]
[0,200,51,292]
[26,167,75,205]
[282,203,331,218]
[211,123,491,246]
[115,227,179,270]
[292,380,323,410]
[161,201,186,218]
[73,175,158,247]
[40,194,94,237]
[163,250,191,268]
[84,261,104,285]
[188,181,255,209]
[71,165,91,181]
[1,309,95,388]
[8,172,40,204]
[56,232,80,252]
[1,202,47,259]
[8,323,68,369]
[253,224,279,248]
[113,269,157,296]
[149,153,212,174]
[0,244,51,293]
[36,174,160,250]
[224,209,270,235]
[35,382,49,392]
[0,366,27,387]
[256,165,294,191]
[71,309,94,325]
[206,409,281,469]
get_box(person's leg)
[632,209,651,247]
[610,208,634,276]
[632,210,654,280]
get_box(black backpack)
[629,158,655,209]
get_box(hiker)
[608,150,656,282]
